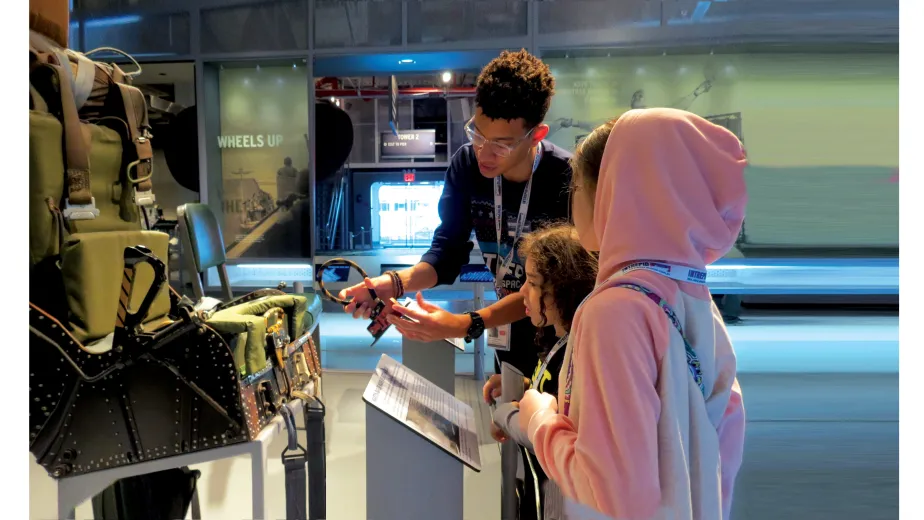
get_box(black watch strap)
[464,311,485,343]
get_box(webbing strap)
[30,85,47,112]
[284,455,309,520]
[49,63,93,207]
[304,399,327,520]
[281,404,308,520]
[68,51,96,109]
[190,478,202,520]
[281,398,327,520]
[115,83,154,194]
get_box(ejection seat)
[176,202,324,402]
[28,229,276,479]
[176,203,328,518]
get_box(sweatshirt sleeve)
[710,304,746,518]
[527,289,667,519]
[420,149,475,286]
[718,378,745,517]
[493,402,534,451]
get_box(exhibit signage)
[363,354,481,471]
[217,134,285,148]
[381,129,436,159]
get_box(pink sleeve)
[718,378,745,517]
[526,290,668,519]
[710,305,746,518]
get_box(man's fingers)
[352,302,370,320]
[391,304,428,323]
[390,317,425,336]
[416,292,441,312]
[362,277,377,296]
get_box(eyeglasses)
[464,119,536,158]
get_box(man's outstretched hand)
[338,276,393,319]
[387,292,470,342]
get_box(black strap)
[281,399,327,520]
[304,399,327,520]
[281,404,308,520]
[190,478,202,520]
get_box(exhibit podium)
[399,296,465,395]
[364,355,481,520]
[401,337,458,394]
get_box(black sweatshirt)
[420,141,573,374]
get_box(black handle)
[315,257,375,305]
[115,245,167,332]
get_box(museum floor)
[30,311,898,520]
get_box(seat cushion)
[206,293,322,376]
[60,230,171,343]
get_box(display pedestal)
[365,405,464,520]
[402,337,456,394]
[363,354,481,520]
[52,395,314,520]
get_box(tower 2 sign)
[217,134,285,148]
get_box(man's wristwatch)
[464,311,485,343]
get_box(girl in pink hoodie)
[517,108,748,520]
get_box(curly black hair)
[475,49,556,129]
[519,224,598,349]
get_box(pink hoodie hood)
[592,108,748,283]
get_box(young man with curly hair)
[339,49,573,377]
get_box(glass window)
[371,182,444,248]
[83,12,189,57]
[68,21,80,50]
[538,0,660,34]
[314,0,402,49]
[407,1,527,44]
[663,0,898,26]
[542,50,898,253]
[214,63,311,260]
[201,1,309,54]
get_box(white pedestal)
[53,394,309,520]
[401,338,456,395]
[365,405,464,520]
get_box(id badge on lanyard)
[489,145,542,351]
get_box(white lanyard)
[577,261,709,311]
[494,143,543,281]
[617,261,708,285]
[530,333,568,391]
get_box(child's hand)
[482,374,503,404]
[518,389,558,433]
[490,422,509,443]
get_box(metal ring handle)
[315,258,376,305]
